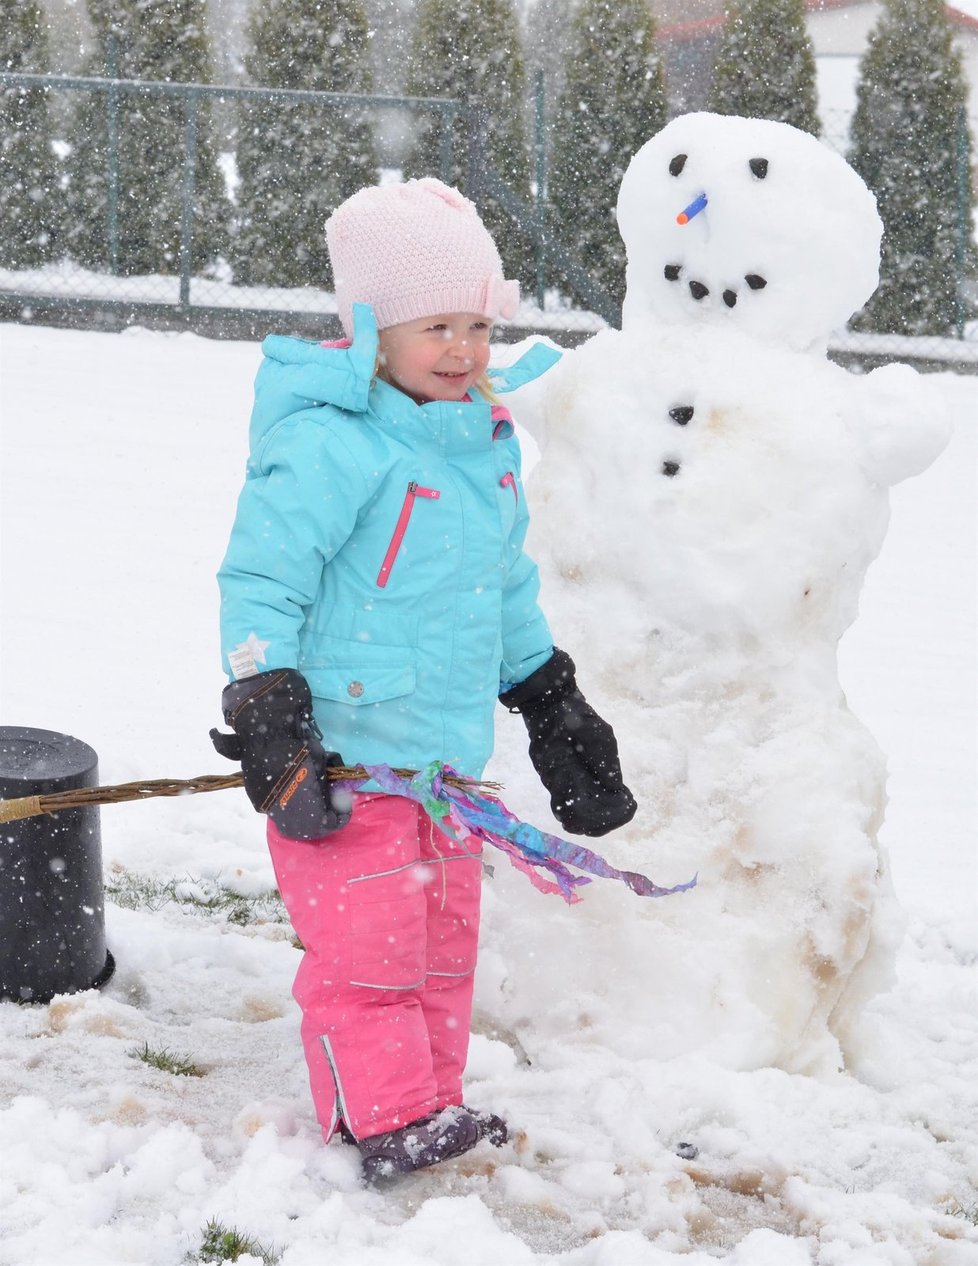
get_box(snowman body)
[516,114,950,1073]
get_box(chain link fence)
[0,71,614,346]
[0,73,465,339]
[0,72,975,365]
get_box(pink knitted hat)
[326,177,520,335]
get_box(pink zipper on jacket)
[376,481,440,588]
[500,471,518,503]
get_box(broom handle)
[0,766,487,824]
[0,773,246,824]
[0,795,44,824]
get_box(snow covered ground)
[0,322,975,1265]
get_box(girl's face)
[377,312,492,404]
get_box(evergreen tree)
[0,0,61,268]
[361,0,414,94]
[525,0,574,122]
[709,0,820,135]
[62,0,228,276]
[404,0,534,283]
[849,0,974,337]
[234,0,378,289]
[548,0,667,307]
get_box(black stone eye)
[662,460,681,477]
[723,289,738,308]
[669,406,694,425]
[749,157,769,179]
[669,153,688,176]
[745,274,767,290]
[664,263,681,281]
[688,280,709,300]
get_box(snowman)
[492,114,950,1076]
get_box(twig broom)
[0,767,498,825]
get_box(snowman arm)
[848,362,952,487]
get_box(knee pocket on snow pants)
[345,856,430,990]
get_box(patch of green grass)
[129,1041,206,1078]
[106,867,288,927]
[193,1219,280,1265]
[946,1200,978,1226]
[105,871,180,912]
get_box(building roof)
[948,2,978,30]
[658,2,978,41]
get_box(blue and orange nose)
[676,192,708,225]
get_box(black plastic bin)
[0,726,114,1003]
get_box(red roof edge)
[658,0,968,43]
[658,0,849,42]
[803,0,862,12]
[947,6,978,31]
[658,16,725,41]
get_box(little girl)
[212,178,636,1181]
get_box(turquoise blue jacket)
[218,304,562,781]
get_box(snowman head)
[617,113,882,352]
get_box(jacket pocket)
[303,661,416,706]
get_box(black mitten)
[210,668,351,841]
[500,649,637,837]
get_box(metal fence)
[0,73,462,337]
[0,71,976,366]
[0,70,616,345]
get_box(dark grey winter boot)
[348,1106,494,1182]
[464,1106,508,1147]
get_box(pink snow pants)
[266,793,483,1141]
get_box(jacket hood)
[249,303,561,453]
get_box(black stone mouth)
[663,265,769,309]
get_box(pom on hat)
[326,177,520,336]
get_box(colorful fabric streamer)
[337,762,696,905]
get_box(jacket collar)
[367,377,498,454]
[488,340,562,392]
[251,302,561,453]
